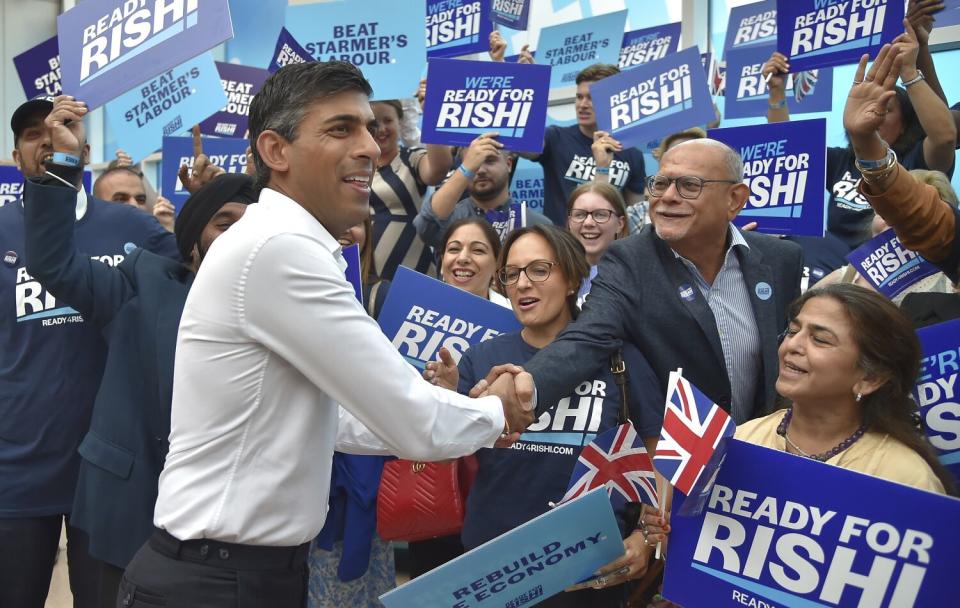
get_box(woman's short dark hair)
[248,61,373,188]
[891,86,923,158]
[566,182,628,238]
[498,225,590,316]
[788,283,956,495]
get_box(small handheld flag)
[653,370,735,496]
[556,421,658,511]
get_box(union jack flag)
[557,421,658,510]
[794,69,819,103]
[653,370,735,496]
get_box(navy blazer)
[526,226,803,422]
[24,179,191,568]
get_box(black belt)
[149,528,310,571]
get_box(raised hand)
[423,347,460,391]
[114,149,134,167]
[761,51,790,94]
[460,132,503,175]
[415,78,427,109]
[244,146,256,177]
[907,0,944,45]
[178,125,225,194]
[517,44,534,64]
[44,96,88,154]
[489,31,507,62]
[152,196,175,232]
[591,130,623,169]
[890,19,921,80]
[843,45,902,143]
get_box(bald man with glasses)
[490,138,804,427]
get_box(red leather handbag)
[376,455,478,542]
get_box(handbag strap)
[610,349,629,425]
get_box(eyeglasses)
[646,175,739,199]
[568,209,619,224]
[497,260,558,285]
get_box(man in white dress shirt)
[117,61,535,608]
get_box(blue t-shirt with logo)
[537,125,646,225]
[0,195,178,516]
[457,332,662,551]
[826,142,945,249]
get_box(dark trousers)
[0,514,99,608]
[118,529,310,608]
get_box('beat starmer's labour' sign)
[58,0,234,110]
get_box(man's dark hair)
[93,166,143,197]
[575,63,620,85]
[248,61,373,188]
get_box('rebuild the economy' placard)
[380,488,624,608]
[592,46,715,150]
[914,318,960,486]
[286,0,426,101]
[57,0,234,110]
[776,0,905,72]
[420,58,550,153]
[377,267,520,371]
[710,118,827,236]
[663,438,960,607]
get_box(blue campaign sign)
[160,135,249,211]
[420,58,550,153]
[914,319,960,484]
[12,36,61,99]
[592,46,715,150]
[198,62,268,139]
[845,228,940,299]
[489,0,529,31]
[0,166,91,207]
[710,118,826,237]
[511,163,545,215]
[286,0,427,101]
[663,439,960,608]
[427,0,495,58]
[57,0,233,110]
[105,53,227,163]
[777,0,905,71]
[380,488,624,608]
[377,266,521,370]
[724,44,833,119]
[724,0,777,53]
[268,27,312,74]
[537,10,628,90]
[486,202,527,242]
[343,244,363,305]
[619,22,682,70]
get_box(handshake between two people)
[424,347,535,447]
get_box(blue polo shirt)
[0,194,177,516]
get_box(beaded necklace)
[776,408,868,462]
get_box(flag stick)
[655,476,666,559]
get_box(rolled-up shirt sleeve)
[242,233,505,461]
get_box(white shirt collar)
[258,187,347,272]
